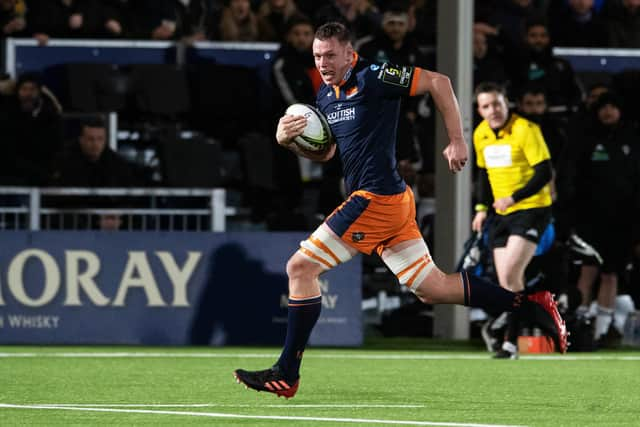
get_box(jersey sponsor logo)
[379,63,413,87]
[369,64,380,71]
[483,144,513,167]
[326,107,356,124]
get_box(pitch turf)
[1,341,639,426]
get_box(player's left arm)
[411,68,467,172]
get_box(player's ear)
[345,42,354,57]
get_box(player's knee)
[414,286,436,305]
[286,255,317,281]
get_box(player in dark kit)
[234,22,567,398]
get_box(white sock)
[502,341,518,354]
[576,305,590,317]
[594,306,614,340]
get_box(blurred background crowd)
[0,0,639,347]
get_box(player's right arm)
[412,68,467,173]
[276,114,336,162]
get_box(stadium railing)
[0,186,229,231]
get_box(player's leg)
[576,264,599,316]
[379,238,567,353]
[594,272,617,342]
[235,224,356,397]
[492,235,537,358]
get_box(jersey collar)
[334,52,359,89]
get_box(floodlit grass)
[1,343,639,426]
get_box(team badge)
[352,232,365,242]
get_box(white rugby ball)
[285,103,333,152]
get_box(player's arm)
[412,68,467,172]
[276,114,336,162]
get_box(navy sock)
[276,295,322,381]
[460,271,526,312]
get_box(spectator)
[257,0,300,42]
[548,0,608,47]
[0,73,63,186]
[510,17,583,113]
[314,0,381,40]
[516,84,573,303]
[219,0,259,41]
[408,0,437,48]
[0,0,26,38]
[174,0,218,42]
[26,0,124,44]
[605,0,640,48]
[516,85,569,174]
[473,23,510,90]
[50,117,140,187]
[567,92,640,346]
[475,0,541,51]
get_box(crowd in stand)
[0,0,639,345]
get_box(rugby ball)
[285,103,333,152]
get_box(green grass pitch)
[1,341,639,426]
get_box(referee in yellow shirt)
[472,82,553,359]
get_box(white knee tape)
[299,227,353,270]
[383,240,434,292]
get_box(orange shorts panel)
[325,187,422,255]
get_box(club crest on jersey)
[352,232,365,242]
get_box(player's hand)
[442,140,468,173]
[471,210,487,232]
[276,114,307,146]
[493,196,514,213]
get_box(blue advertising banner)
[0,232,362,346]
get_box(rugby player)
[234,22,567,398]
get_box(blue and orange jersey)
[316,53,422,195]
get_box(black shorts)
[489,207,552,249]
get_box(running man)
[234,22,567,398]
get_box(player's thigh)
[379,237,436,292]
[297,223,358,271]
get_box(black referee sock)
[460,271,526,312]
[275,295,322,381]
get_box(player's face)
[477,91,509,129]
[313,37,354,86]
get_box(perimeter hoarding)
[0,232,362,346]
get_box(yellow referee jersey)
[473,113,552,215]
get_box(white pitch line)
[0,403,527,427]
[22,403,426,409]
[0,352,638,361]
